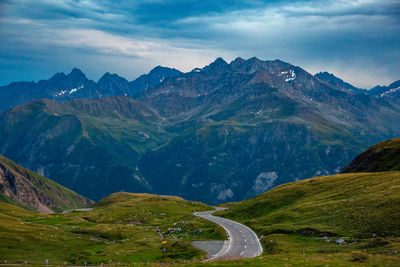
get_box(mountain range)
[0,66,182,111]
[0,57,400,204]
[1,61,399,112]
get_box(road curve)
[194,208,263,261]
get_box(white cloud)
[47,29,230,71]
[0,0,398,86]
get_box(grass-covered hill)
[211,172,400,266]
[0,192,225,266]
[342,137,400,173]
[0,154,92,213]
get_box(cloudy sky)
[0,0,399,88]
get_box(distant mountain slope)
[0,96,168,200]
[0,154,92,213]
[97,72,131,97]
[369,80,400,100]
[97,66,182,98]
[137,57,400,203]
[128,66,182,96]
[0,68,102,110]
[0,66,181,110]
[314,72,364,93]
[341,138,400,173]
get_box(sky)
[0,0,399,88]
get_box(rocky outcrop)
[0,155,93,213]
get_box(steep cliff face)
[0,155,93,213]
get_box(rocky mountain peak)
[149,65,166,73]
[213,57,228,65]
[148,66,181,77]
[228,57,293,75]
[48,72,67,82]
[203,57,228,72]
[128,66,182,95]
[232,57,246,64]
[98,72,127,83]
[69,68,87,81]
[315,71,360,92]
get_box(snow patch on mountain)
[380,86,400,98]
[279,70,296,82]
[285,70,296,82]
[70,85,84,94]
[55,85,84,97]
[192,68,202,73]
[55,90,67,97]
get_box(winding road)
[194,208,263,261]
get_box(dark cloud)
[0,0,399,88]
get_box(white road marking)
[194,208,263,261]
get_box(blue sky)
[0,0,399,88]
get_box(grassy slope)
[204,172,400,266]
[342,137,400,173]
[0,192,225,265]
[0,155,92,212]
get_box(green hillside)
[342,137,400,173]
[210,172,400,266]
[0,155,92,213]
[0,97,172,200]
[0,192,225,266]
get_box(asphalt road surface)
[194,208,263,261]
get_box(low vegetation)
[0,192,225,265]
[210,172,400,266]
